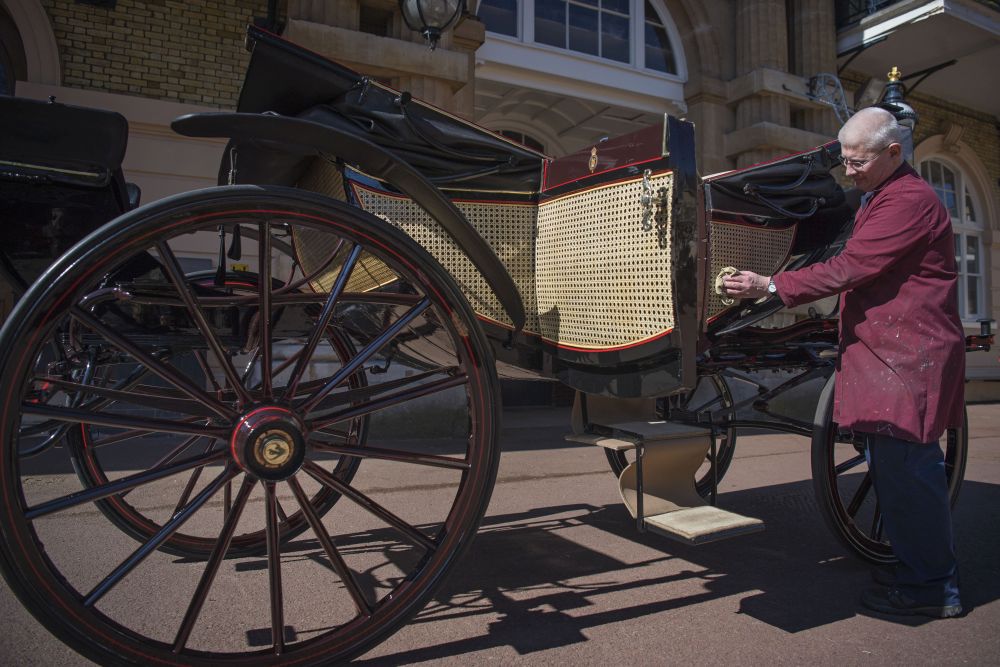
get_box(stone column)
[733,0,789,167]
[791,0,838,137]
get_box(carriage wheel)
[605,374,737,497]
[811,372,968,565]
[0,186,500,664]
[64,274,370,559]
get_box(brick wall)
[913,98,1000,199]
[842,70,1000,214]
[42,0,262,108]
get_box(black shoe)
[871,567,895,587]
[861,587,962,619]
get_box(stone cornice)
[724,122,834,158]
[726,68,825,109]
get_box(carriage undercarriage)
[0,25,989,666]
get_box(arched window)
[477,0,679,75]
[919,159,985,321]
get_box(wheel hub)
[231,406,307,481]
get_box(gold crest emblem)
[588,146,598,173]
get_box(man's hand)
[723,270,772,299]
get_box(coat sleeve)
[773,187,934,308]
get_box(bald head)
[838,107,905,153]
[837,106,907,192]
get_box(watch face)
[768,280,776,293]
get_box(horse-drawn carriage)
[0,26,989,665]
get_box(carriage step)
[643,506,764,545]
[564,420,710,451]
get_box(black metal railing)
[835,0,901,29]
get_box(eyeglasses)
[839,145,891,170]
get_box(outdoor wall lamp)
[879,66,919,162]
[399,0,466,49]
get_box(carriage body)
[206,26,856,401]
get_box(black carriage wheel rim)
[812,375,967,565]
[0,188,500,664]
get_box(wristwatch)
[767,278,777,294]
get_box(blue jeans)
[864,432,961,606]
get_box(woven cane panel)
[705,220,795,318]
[353,186,540,330]
[535,173,675,348]
[293,159,401,293]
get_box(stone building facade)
[2,0,999,396]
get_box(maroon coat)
[773,162,965,443]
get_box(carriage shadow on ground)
[351,478,1000,664]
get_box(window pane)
[954,235,961,269]
[644,0,662,24]
[920,161,930,181]
[479,0,518,36]
[966,235,980,274]
[967,276,980,316]
[964,191,978,226]
[929,161,941,187]
[944,190,958,217]
[602,12,629,62]
[941,164,956,192]
[645,23,676,73]
[568,4,599,56]
[605,0,630,14]
[576,0,599,6]
[535,0,567,48]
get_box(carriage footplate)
[614,425,764,545]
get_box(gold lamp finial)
[887,66,902,82]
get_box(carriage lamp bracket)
[640,169,669,232]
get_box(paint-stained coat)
[773,162,965,443]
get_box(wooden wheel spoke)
[307,367,462,418]
[869,499,884,542]
[303,461,436,552]
[834,452,867,476]
[311,442,469,471]
[21,403,227,439]
[25,450,228,520]
[156,241,252,407]
[287,476,373,617]
[173,475,257,653]
[32,377,216,417]
[845,472,873,518]
[284,244,362,398]
[297,298,431,414]
[264,482,284,654]
[193,350,224,394]
[70,306,235,420]
[258,223,274,400]
[84,465,237,607]
[308,373,468,431]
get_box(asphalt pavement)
[1,403,998,665]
